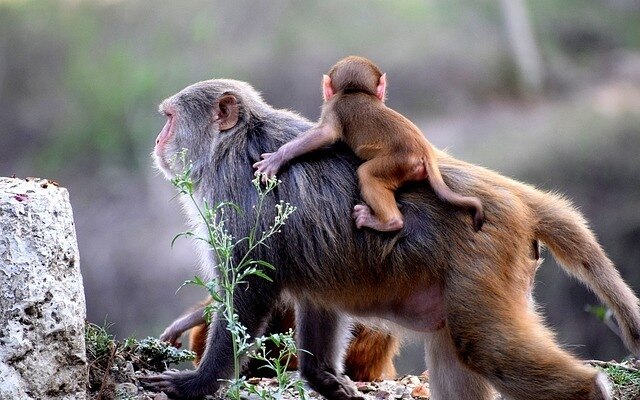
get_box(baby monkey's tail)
[424,157,484,232]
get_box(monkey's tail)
[530,189,640,355]
[424,157,484,231]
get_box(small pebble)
[394,385,410,398]
[411,383,430,398]
[115,382,138,396]
[124,361,135,376]
[356,382,377,393]
[373,389,391,400]
[408,376,420,386]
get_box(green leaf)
[252,260,276,270]
[215,200,243,215]
[170,231,194,247]
[251,270,274,282]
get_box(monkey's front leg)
[253,124,339,183]
[296,302,364,400]
[159,303,207,348]
[143,277,279,399]
[142,316,232,399]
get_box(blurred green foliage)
[1,0,639,176]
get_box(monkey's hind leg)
[296,302,364,400]
[425,328,494,400]
[188,322,208,366]
[353,160,404,232]
[344,325,399,381]
[447,272,611,400]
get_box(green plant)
[86,322,196,371]
[85,321,116,362]
[171,155,305,400]
[245,330,308,400]
[590,360,640,400]
[85,321,195,399]
[133,337,197,370]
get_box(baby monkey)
[254,56,484,232]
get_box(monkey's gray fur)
[145,79,640,400]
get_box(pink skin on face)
[154,106,176,175]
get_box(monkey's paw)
[159,328,182,348]
[352,204,373,229]
[141,369,218,400]
[253,152,282,183]
[306,369,365,400]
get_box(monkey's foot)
[305,368,365,400]
[141,370,218,400]
[352,204,403,232]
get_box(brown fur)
[142,78,640,400]
[254,56,484,232]
[189,322,207,367]
[343,325,398,381]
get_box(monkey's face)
[153,83,241,180]
[154,101,179,178]
[153,99,207,179]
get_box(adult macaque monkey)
[160,300,398,381]
[254,56,484,232]
[145,78,640,400]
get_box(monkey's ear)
[215,94,239,131]
[323,75,335,101]
[376,73,387,101]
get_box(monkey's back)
[196,103,535,307]
[332,92,431,160]
[156,79,630,400]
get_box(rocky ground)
[86,324,640,400]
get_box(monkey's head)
[324,56,386,102]
[154,79,265,179]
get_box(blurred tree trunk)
[499,0,545,96]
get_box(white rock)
[0,177,87,400]
[116,382,138,396]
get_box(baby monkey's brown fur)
[254,56,484,232]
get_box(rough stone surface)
[0,177,87,400]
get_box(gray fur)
[163,80,463,293]
[145,79,621,400]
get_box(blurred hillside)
[1,0,639,373]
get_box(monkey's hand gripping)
[159,326,182,348]
[253,152,284,184]
[141,370,217,400]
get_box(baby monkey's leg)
[353,159,404,232]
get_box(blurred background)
[1,0,639,374]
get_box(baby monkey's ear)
[376,73,387,102]
[322,74,335,101]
